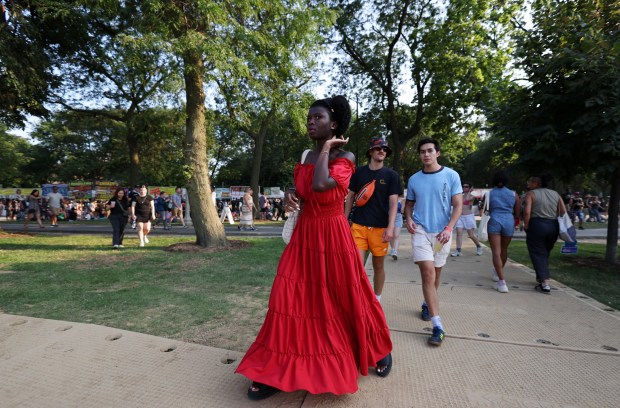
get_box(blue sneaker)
[420,304,431,321]
[428,327,445,346]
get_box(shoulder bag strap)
[484,191,490,213]
[301,149,311,164]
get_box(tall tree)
[52,1,181,185]
[0,0,87,128]
[0,125,34,186]
[488,0,620,263]
[25,108,186,185]
[213,1,331,208]
[331,0,520,177]
[140,0,331,247]
[139,1,254,247]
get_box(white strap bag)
[478,192,490,242]
[282,149,311,244]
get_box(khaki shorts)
[411,224,452,268]
[173,208,183,218]
[50,207,61,216]
[351,223,389,257]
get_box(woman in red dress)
[235,95,393,400]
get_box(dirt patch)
[177,289,268,352]
[0,232,33,239]
[165,239,252,253]
[569,256,618,273]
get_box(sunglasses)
[371,147,389,152]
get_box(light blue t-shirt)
[406,166,462,233]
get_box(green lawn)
[1,232,617,351]
[0,233,283,350]
[507,240,619,310]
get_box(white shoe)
[476,246,483,256]
[139,241,145,247]
[451,250,461,257]
[495,281,509,293]
[143,236,149,244]
[113,245,119,249]
[492,268,499,282]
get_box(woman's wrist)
[444,225,453,232]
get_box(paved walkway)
[1,235,619,407]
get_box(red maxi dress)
[235,158,392,395]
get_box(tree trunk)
[126,127,141,186]
[183,51,227,248]
[249,110,275,214]
[604,166,619,264]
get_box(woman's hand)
[284,189,300,211]
[323,135,349,152]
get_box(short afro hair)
[310,95,352,136]
[492,170,510,187]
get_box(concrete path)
[1,236,619,407]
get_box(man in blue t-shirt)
[344,137,401,304]
[404,138,462,347]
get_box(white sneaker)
[451,250,461,257]
[476,246,483,256]
[143,236,149,244]
[495,281,509,293]
[492,268,499,282]
[139,240,145,247]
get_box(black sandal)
[535,283,551,294]
[247,382,280,401]
[376,353,392,378]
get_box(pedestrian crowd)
[232,95,589,402]
[0,94,607,403]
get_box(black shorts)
[136,215,152,223]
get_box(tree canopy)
[487,0,620,262]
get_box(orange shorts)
[351,223,389,257]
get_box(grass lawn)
[1,232,618,352]
[507,240,619,310]
[0,233,283,351]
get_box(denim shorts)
[487,215,515,237]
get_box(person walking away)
[106,188,130,249]
[171,186,187,228]
[523,174,567,293]
[236,95,392,400]
[486,171,520,293]
[46,186,65,227]
[451,182,483,256]
[404,138,462,346]
[23,190,45,229]
[219,200,235,225]
[572,194,585,229]
[238,187,257,231]
[130,185,155,247]
[259,191,268,221]
[344,137,400,302]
